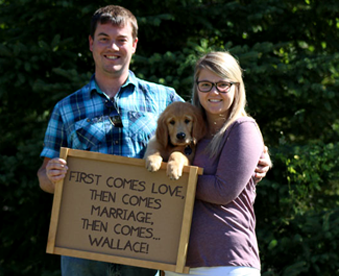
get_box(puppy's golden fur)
[144,101,206,180]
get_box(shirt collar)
[89,70,137,97]
[123,70,138,88]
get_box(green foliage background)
[1,0,339,275]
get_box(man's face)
[89,22,138,80]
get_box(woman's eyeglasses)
[196,81,237,93]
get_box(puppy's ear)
[191,107,207,144]
[156,111,169,148]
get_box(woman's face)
[197,68,235,121]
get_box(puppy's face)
[166,114,194,146]
[156,101,206,149]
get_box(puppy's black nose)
[177,132,186,140]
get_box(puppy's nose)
[177,132,186,140]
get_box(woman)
[166,52,267,276]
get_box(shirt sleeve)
[170,88,185,103]
[195,120,264,205]
[40,103,68,159]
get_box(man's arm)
[37,157,68,194]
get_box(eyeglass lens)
[197,81,233,93]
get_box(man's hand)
[46,158,68,183]
[37,157,68,194]
[255,146,272,183]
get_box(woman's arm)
[195,120,264,205]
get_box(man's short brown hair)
[90,5,138,39]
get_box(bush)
[257,143,339,275]
[1,0,339,275]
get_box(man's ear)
[89,35,94,52]
[132,37,138,54]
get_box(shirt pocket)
[70,116,112,151]
[125,111,158,154]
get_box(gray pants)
[61,256,157,276]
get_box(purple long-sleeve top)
[186,117,263,270]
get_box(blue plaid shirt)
[40,71,184,159]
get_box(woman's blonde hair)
[192,51,248,157]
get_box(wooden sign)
[47,147,203,273]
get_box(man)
[37,5,182,276]
[38,5,271,276]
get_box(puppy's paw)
[145,155,163,172]
[166,152,189,180]
[167,162,184,180]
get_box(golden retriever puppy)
[144,101,206,180]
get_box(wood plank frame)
[46,148,203,273]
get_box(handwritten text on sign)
[55,156,190,264]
